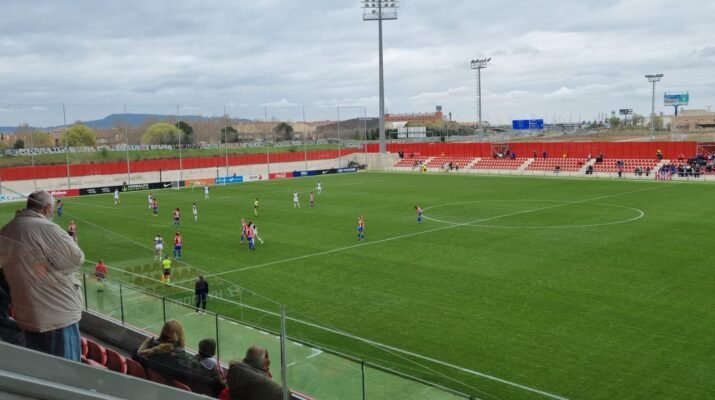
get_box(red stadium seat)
[146,368,169,385]
[82,356,107,369]
[86,339,107,366]
[105,348,127,374]
[125,358,146,379]
[81,337,88,358]
[173,380,192,392]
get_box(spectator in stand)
[0,190,85,361]
[533,150,537,158]
[542,151,548,159]
[191,338,227,396]
[136,319,193,380]
[656,149,663,160]
[227,345,283,400]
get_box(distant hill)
[0,113,252,133]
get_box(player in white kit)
[293,192,300,208]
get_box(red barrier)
[269,171,293,180]
[48,189,80,198]
[0,149,359,182]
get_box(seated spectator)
[645,167,651,176]
[135,319,193,380]
[554,165,561,174]
[227,345,283,400]
[190,338,227,396]
[656,149,663,160]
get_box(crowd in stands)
[0,190,291,399]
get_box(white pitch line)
[204,184,666,279]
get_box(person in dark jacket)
[0,284,25,346]
[195,275,209,313]
[227,345,283,400]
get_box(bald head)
[244,345,267,366]
[26,190,54,217]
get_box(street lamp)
[470,57,491,133]
[362,0,398,154]
[645,73,663,140]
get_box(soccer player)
[114,189,120,205]
[254,198,259,217]
[173,232,183,259]
[161,255,172,285]
[204,185,210,200]
[154,234,164,260]
[148,193,153,209]
[415,206,423,224]
[95,259,107,292]
[152,198,159,217]
[317,181,322,195]
[55,199,63,218]
[240,218,247,244]
[251,222,264,245]
[173,208,181,226]
[309,192,315,208]
[246,221,255,251]
[293,192,300,208]
[67,220,78,243]
[192,201,198,222]
[357,216,365,241]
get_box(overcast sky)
[1,0,714,126]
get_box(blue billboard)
[512,119,544,130]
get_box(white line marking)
[204,184,664,279]
[422,200,645,229]
[306,349,323,360]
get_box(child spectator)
[191,338,227,396]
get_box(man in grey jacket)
[0,190,85,361]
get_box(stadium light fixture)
[470,58,490,134]
[645,73,663,140]
[362,0,399,154]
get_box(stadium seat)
[146,368,169,385]
[173,380,192,392]
[105,348,127,374]
[81,337,88,358]
[125,358,147,379]
[86,339,107,366]
[81,356,107,369]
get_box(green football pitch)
[1,172,713,399]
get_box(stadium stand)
[394,155,431,168]
[592,159,660,173]
[426,157,475,169]
[471,157,529,170]
[527,158,587,172]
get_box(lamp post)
[645,73,663,140]
[362,0,398,154]
[470,57,491,133]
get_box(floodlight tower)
[362,0,399,153]
[470,57,491,131]
[645,73,663,140]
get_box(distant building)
[671,109,715,132]
[385,106,444,127]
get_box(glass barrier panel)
[120,285,166,337]
[85,278,122,320]
[216,315,284,384]
[364,365,469,400]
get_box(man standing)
[114,189,120,205]
[204,185,210,200]
[293,192,300,208]
[67,220,78,243]
[0,190,85,361]
[195,275,209,314]
[95,259,107,292]
[55,199,63,218]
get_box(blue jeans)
[24,322,81,362]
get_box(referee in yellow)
[161,255,172,285]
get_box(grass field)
[1,172,713,399]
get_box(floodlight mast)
[362,0,399,154]
[470,57,490,133]
[645,73,664,140]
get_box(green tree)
[653,115,664,131]
[220,126,240,143]
[608,116,621,129]
[272,122,294,141]
[175,121,194,144]
[13,139,25,149]
[142,122,182,145]
[29,131,53,148]
[61,124,97,147]
[0,138,6,153]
